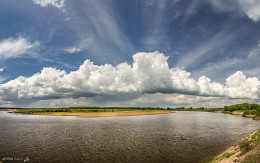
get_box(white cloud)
[208,0,260,22]
[32,0,65,10]
[198,76,224,96]
[0,68,4,72]
[238,0,260,22]
[0,51,259,106]
[0,37,33,60]
[225,71,260,99]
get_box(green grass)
[223,151,236,158]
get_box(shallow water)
[0,111,259,163]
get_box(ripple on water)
[0,111,259,163]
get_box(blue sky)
[0,0,260,107]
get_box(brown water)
[0,111,259,163]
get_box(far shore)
[9,110,174,117]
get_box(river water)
[0,111,259,163]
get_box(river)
[0,111,259,163]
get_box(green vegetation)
[239,139,253,154]
[223,103,260,112]
[0,108,11,111]
[14,107,174,114]
[223,151,236,158]
[223,103,260,120]
[174,107,223,112]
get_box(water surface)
[0,111,259,163]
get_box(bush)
[243,110,257,117]
[239,140,252,153]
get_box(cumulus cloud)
[0,51,260,106]
[0,37,33,60]
[225,71,260,99]
[32,0,65,10]
[208,0,260,22]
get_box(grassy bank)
[208,130,260,163]
[222,103,260,120]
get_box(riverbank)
[222,110,260,121]
[9,109,174,117]
[208,130,260,163]
[175,103,260,121]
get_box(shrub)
[239,140,252,154]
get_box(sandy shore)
[11,110,174,117]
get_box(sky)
[0,0,260,108]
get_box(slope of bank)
[208,130,260,163]
[221,103,260,121]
